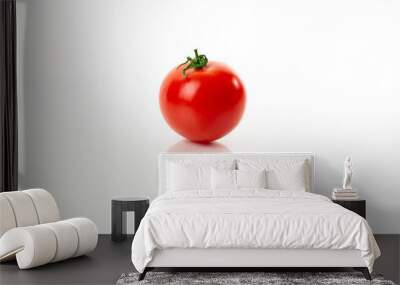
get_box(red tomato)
[159,52,246,143]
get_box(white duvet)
[131,190,380,273]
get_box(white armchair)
[0,189,98,269]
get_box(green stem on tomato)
[177,49,208,77]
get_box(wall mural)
[159,49,246,143]
[167,139,231,153]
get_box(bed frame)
[139,153,371,280]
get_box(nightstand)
[332,199,366,219]
[111,197,149,241]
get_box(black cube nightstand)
[332,199,366,219]
[111,197,149,242]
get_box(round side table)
[111,197,149,242]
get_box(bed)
[131,153,380,280]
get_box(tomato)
[159,50,246,143]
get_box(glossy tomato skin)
[159,61,246,143]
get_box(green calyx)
[177,49,208,77]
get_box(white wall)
[17,0,400,233]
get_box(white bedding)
[131,190,380,273]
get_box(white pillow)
[267,164,307,191]
[211,169,268,190]
[166,159,236,192]
[237,169,267,189]
[237,159,309,191]
[211,168,236,190]
[167,163,211,191]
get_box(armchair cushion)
[0,189,98,269]
[0,189,60,236]
[0,218,98,269]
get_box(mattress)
[131,189,380,273]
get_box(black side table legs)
[111,201,126,241]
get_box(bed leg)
[354,267,371,280]
[138,268,147,281]
[362,268,372,281]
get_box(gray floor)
[0,235,399,285]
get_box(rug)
[116,272,396,285]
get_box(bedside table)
[332,199,366,219]
[111,197,150,242]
